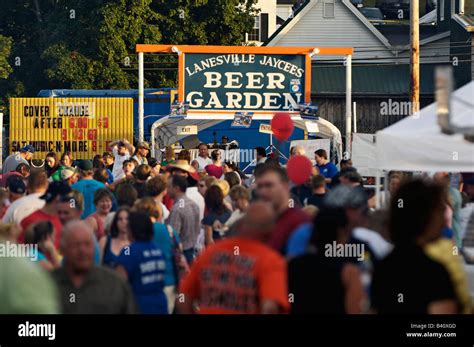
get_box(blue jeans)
[183,248,196,266]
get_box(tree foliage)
[0,0,259,107]
[0,35,13,80]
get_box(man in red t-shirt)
[178,201,289,314]
[254,164,311,255]
[19,181,72,249]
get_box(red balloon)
[271,112,294,142]
[287,155,313,185]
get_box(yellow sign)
[9,98,134,159]
[259,123,273,135]
[177,125,198,135]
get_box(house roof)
[264,0,312,45]
[453,14,474,32]
[377,24,449,47]
[264,0,392,49]
[312,63,436,96]
[277,0,298,4]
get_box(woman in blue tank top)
[99,207,131,268]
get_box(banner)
[9,98,134,159]
[184,53,306,113]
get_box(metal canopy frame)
[136,44,353,155]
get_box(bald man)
[51,221,137,314]
[178,202,290,314]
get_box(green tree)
[42,0,162,89]
[0,35,13,80]
[0,0,259,101]
[153,0,259,45]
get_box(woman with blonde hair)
[212,179,233,211]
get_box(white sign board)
[305,121,319,133]
[290,139,331,162]
[189,149,241,163]
[259,123,273,134]
[177,125,198,135]
[352,133,379,176]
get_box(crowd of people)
[0,140,473,315]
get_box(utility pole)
[410,0,420,116]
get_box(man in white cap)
[61,167,79,186]
[132,142,150,166]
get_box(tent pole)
[138,52,144,143]
[375,170,381,209]
[345,54,352,158]
[150,121,157,158]
[353,101,357,133]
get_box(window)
[440,0,445,21]
[323,0,335,18]
[248,16,260,41]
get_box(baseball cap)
[77,160,93,171]
[40,181,72,202]
[61,167,77,180]
[103,151,113,158]
[324,185,368,210]
[20,145,35,153]
[7,176,26,195]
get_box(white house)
[246,0,300,45]
[265,0,395,61]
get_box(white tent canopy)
[375,81,474,172]
[150,113,343,161]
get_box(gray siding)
[271,0,395,61]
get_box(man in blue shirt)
[314,149,338,185]
[72,160,106,218]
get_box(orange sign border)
[136,45,354,106]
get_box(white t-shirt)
[160,202,170,221]
[186,187,205,221]
[132,155,148,166]
[353,227,393,260]
[195,156,212,172]
[2,192,46,225]
[112,147,130,181]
